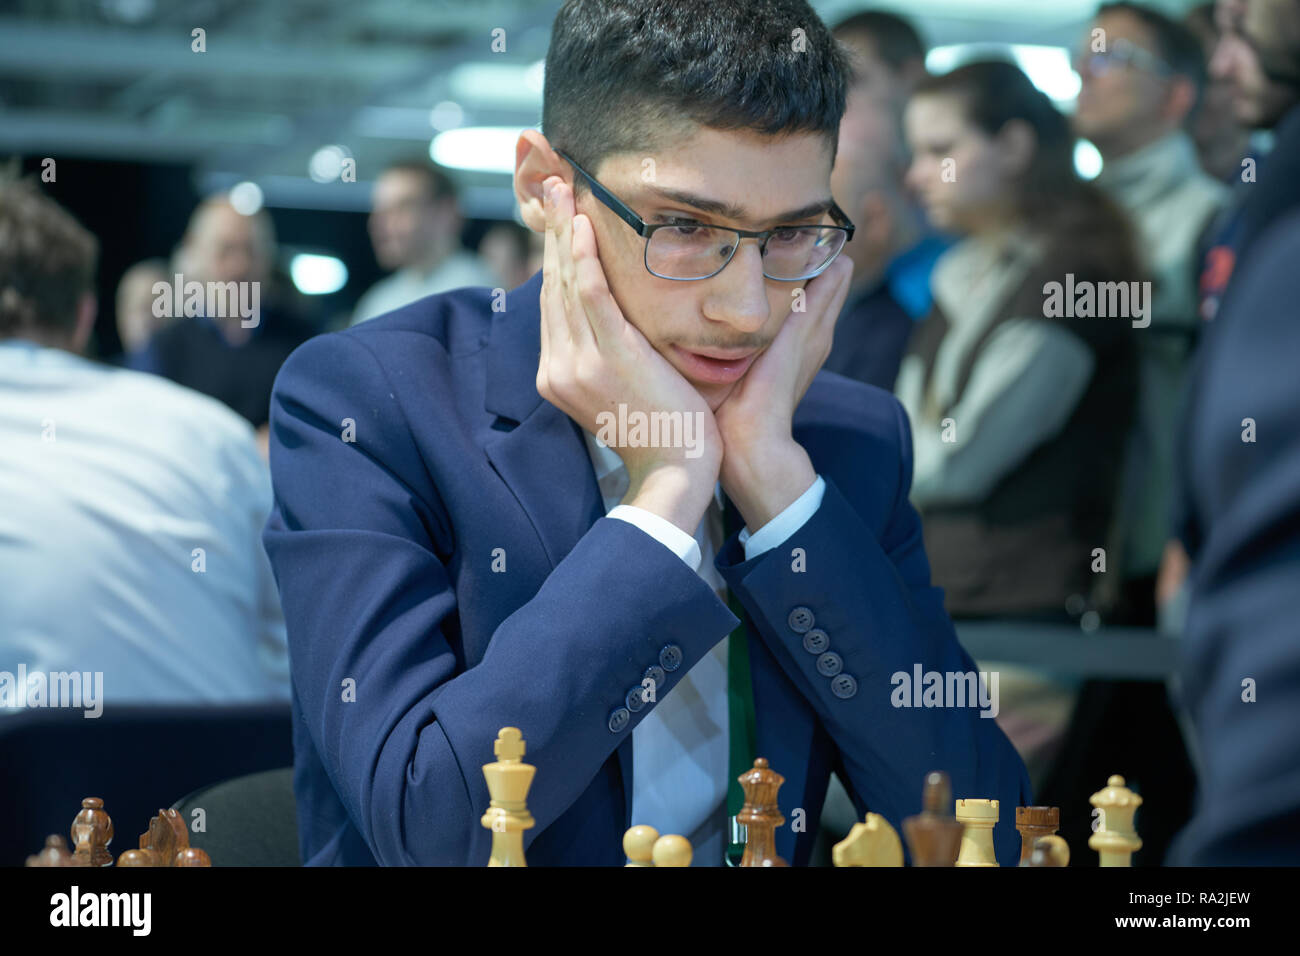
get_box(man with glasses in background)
[1072,3,1228,627]
[262,0,1031,867]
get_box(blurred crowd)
[2,0,1298,863]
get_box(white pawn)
[652,834,692,867]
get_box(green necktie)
[722,502,756,866]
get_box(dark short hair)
[381,159,458,203]
[1099,2,1209,95]
[832,9,926,71]
[0,181,99,340]
[542,0,851,185]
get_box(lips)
[671,345,759,385]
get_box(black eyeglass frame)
[553,147,856,282]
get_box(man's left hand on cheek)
[715,255,853,531]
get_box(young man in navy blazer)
[263,0,1032,866]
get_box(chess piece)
[624,825,659,867]
[25,835,74,867]
[117,809,211,867]
[954,798,999,867]
[737,758,788,867]
[1089,774,1142,867]
[1025,835,1070,867]
[70,797,113,867]
[903,771,964,866]
[652,834,692,867]
[1015,806,1060,864]
[832,813,903,866]
[481,727,535,866]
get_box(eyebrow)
[639,185,834,227]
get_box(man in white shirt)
[349,160,499,326]
[0,182,289,712]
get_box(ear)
[514,130,571,235]
[996,119,1037,178]
[70,292,97,355]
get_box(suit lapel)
[481,270,635,826]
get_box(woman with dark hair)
[898,59,1142,621]
[897,60,1144,793]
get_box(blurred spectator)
[350,159,497,325]
[129,195,315,432]
[1160,0,1300,612]
[478,220,538,290]
[114,257,171,361]
[830,9,928,106]
[0,181,289,708]
[899,62,1142,786]
[1074,2,1229,624]
[900,60,1141,618]
[825,12,949,391]
[1185,2,1254,181]
[1167,209,1300,864]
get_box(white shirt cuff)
[607,505,702,571]
[738,476,825,559]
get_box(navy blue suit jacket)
[1169,212,1300,864]
[262,269,1032,866]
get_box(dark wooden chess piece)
[117,808,212,867]
[1025,834,1070,867]
[1015,806,1060,864]
[737,758,788,867]
[70,797,113,867]
[902,771,964,866]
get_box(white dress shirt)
[350,251,500,326]
[582,429,824,862]
[0,340,290,712]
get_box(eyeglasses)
[1074,38,1174,78]
[553,147,855,282]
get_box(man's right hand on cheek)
[537,176,722,535]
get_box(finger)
[550,180,596,350]
[569,210,622,351]
[539,177,567,365]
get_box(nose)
[701,238,770,334]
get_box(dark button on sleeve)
[608,707,631,732]
[787,606,815,633]
[659,644,683,672]
[802,629,829,654]
[625,686,647,713]
[643,665,666,688]
[816,651,843,677]
[830,674,858,700]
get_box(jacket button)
[787,606,815,633]
[643,665,666,689]
[625,685,647,713]
[659,644,683,672]
[816,651,843,677]
[608,707,631,732]
[830,674,858,700]
[802,629,829,654]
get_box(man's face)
[1074,10,1171,147]
[831,80,903,286]
[904,93,1009,234]
[1212,0,1299,127]
[185,205,270,286]
[368,170,453,271]
[573,127,837,411]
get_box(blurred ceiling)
[0,0,1204,218]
